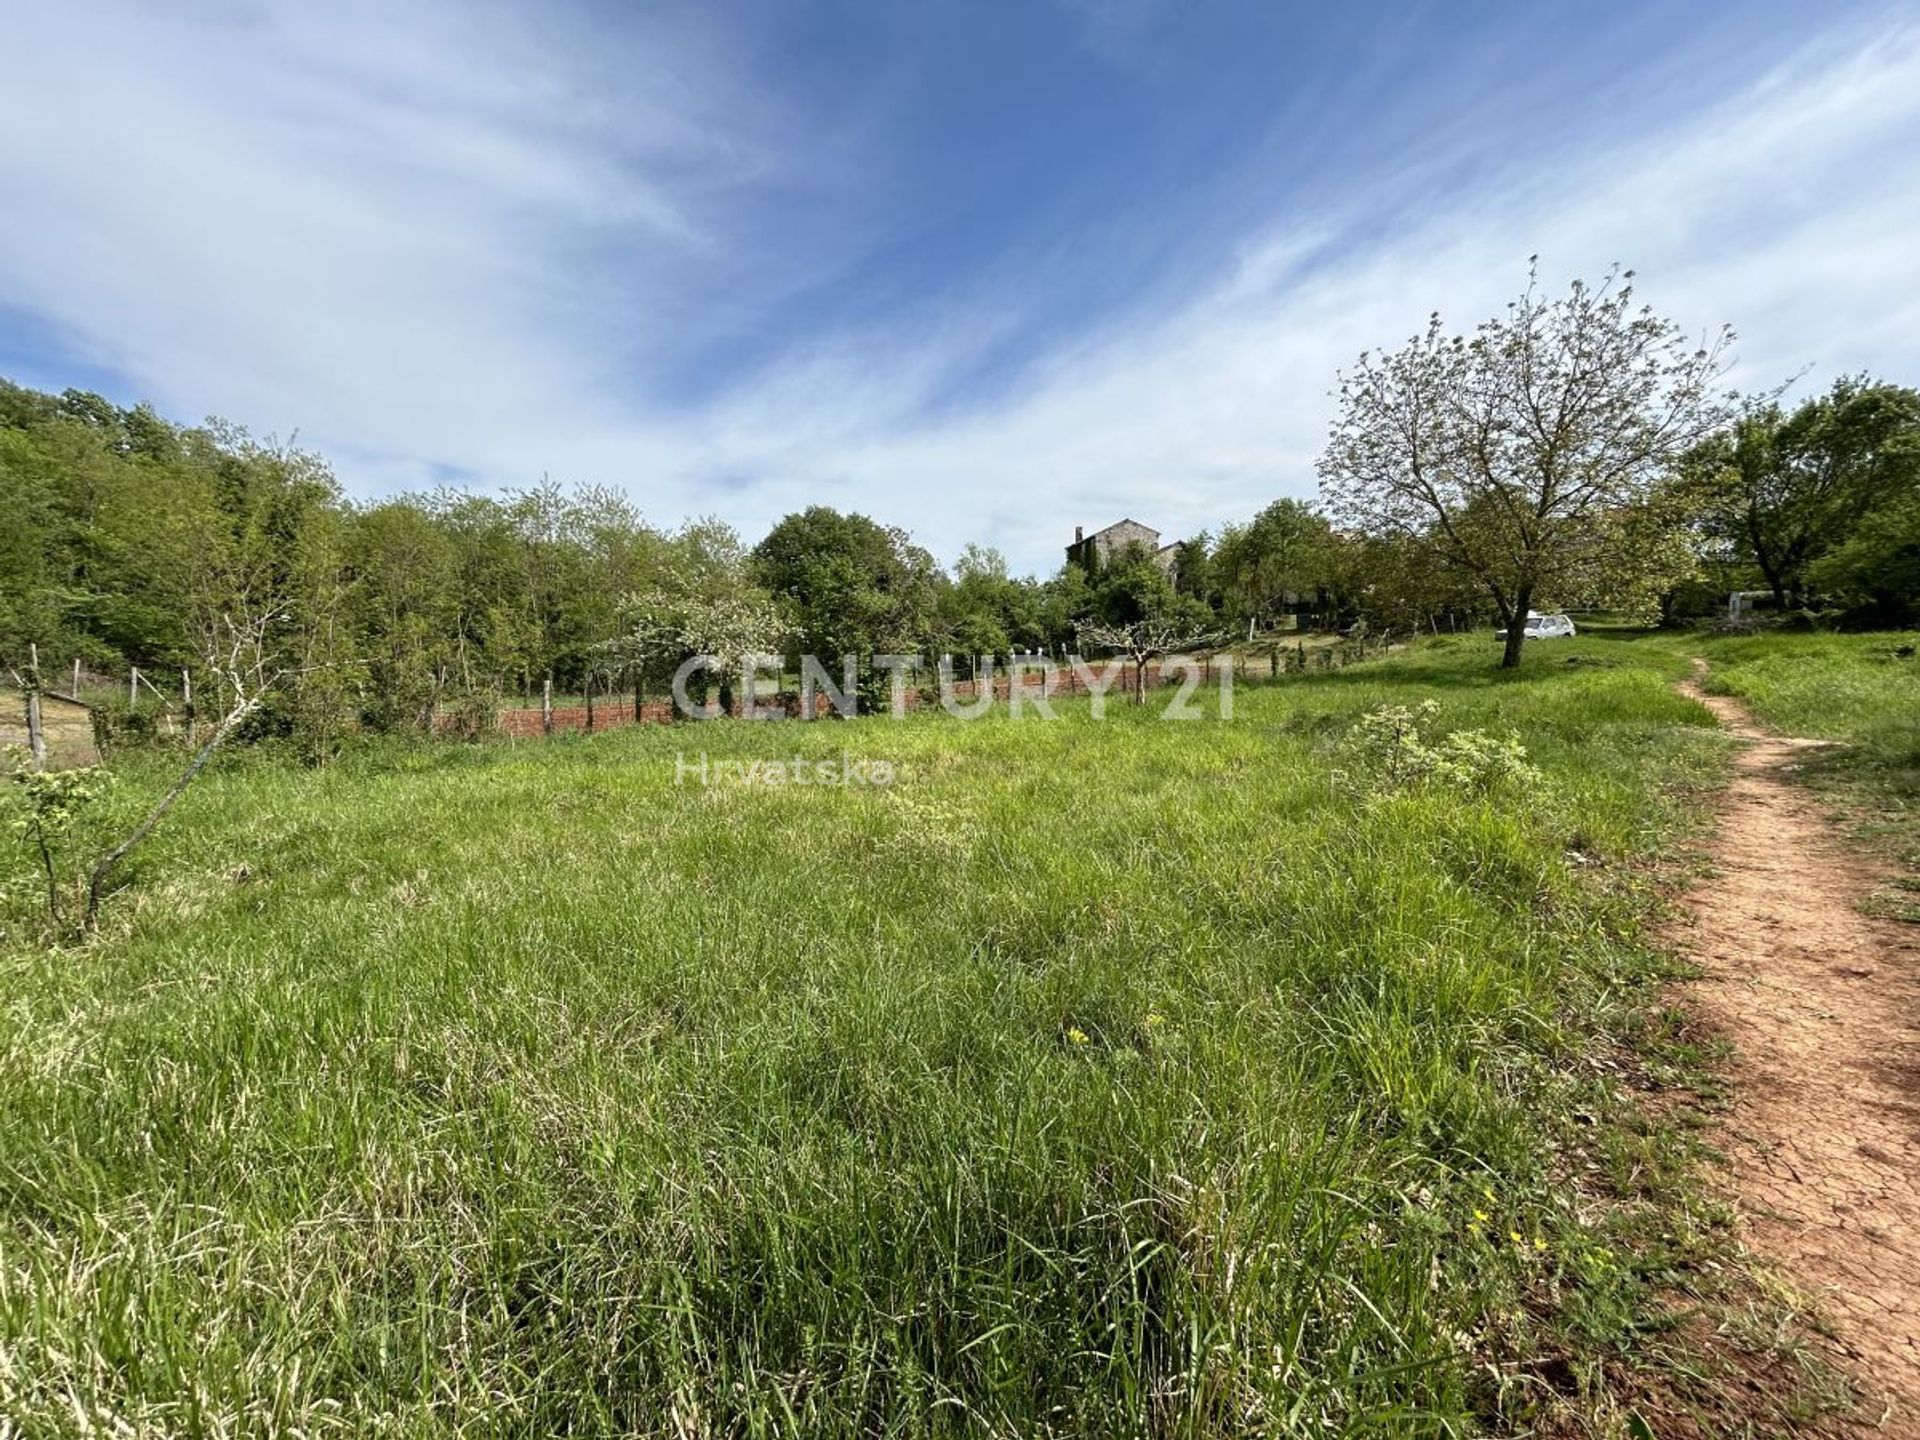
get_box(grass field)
[0,634,1847,1435]
[1688,631,1920,892]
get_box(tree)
[1072,555,1219,704]
[1035,564,1093,653]
[1684,377,1920,610]
[1555,495,1703,625]
[1330,529,1484,634]
[608,521,781,714]
[346,499,463,728]
[1085,542,1183,626]
[1073,609,1222,705]
[1812,489,1920,625]
[941,544,1048,665]
[753,508,939,704]
[1212,500,1334,628]
[1168,534,1219,609]
[1318,264,1738,666]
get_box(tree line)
[5,265,1917,744]
[0,378,1252,745]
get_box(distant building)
[1067,519,1180,576]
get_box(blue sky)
[3,1,1918,574]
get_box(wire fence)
[7,632,1403,756]
[478,635,1399,737]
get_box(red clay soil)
[1668,659,1920,1428]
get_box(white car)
[1495,611,1576,641]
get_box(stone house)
[1066,519,1182,576]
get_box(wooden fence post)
[71,657,81,699]
[585,674,595,733]
[182,669,194,743]
[542,679,554,736]
[129,667,139,709]
[24,643,46,770]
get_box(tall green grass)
[1,637,1734,1435]
[1694,629,1920,872]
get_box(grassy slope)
[0,635,1792,1436]
[1689,631,1920,890]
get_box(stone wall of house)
[1068,518,1162,569]
[1091,519,1160,557]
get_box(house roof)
[1085,517,1157,540]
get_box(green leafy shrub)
[3,748,116,937]
[1427,728,1545,796]
[90,699,169,751]
[1340,700,1442,787]
[1340,700,1543,797]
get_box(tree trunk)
[85,703,255,931]
[1747,511,1790,610]
[1757,562,1790,610]
[1499,587,1532,669]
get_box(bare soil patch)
[1668,659,1920,1429]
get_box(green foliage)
[2,750,116,935]
[1811,488,1920,625]
[1166,532,1219,607]
[1082,541,1206,630]
[1330,529,1484,632]
[1340,700,1544,797]
[942,543,1047,661]
[0,378,715,735]
[1685,376,1920,611]
[1212,499,1334,624]
[754,507,943,704]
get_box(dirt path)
[1669,659,1920,1425]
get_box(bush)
[2,748,116,939]
[89,699,170,752]
[1340,700,1543,797]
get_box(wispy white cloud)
[698,19,1920,572]
[1,5,1916,576]
[0,0,800,473]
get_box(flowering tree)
[1318,263,1740,666]
[607,522,783,713]
[1073,612,1223,705]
